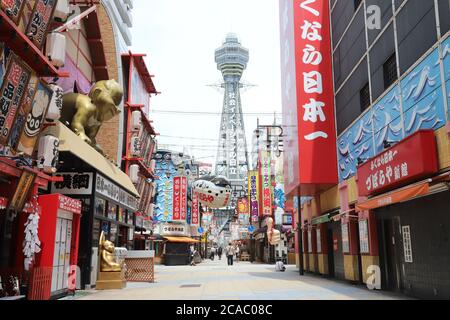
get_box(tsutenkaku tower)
[214,33,250,191]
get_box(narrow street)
[69,260,408,300]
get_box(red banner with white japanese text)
[280,0,338,196]
[259,150,272,216]
[191,191,199,226]
[172,177,181,220]
[180,177,187,220]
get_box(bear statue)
[60,79,122,155]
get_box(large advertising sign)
[172,177,181,220]
[25,0,57,49]
[180,177,187,220]
[357,130,438,197]
[259,151,272,216]
[280,0,338,196]
[191,191,199,226]
[0,54,31,145]
[248,170,259,223]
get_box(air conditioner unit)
[46,84,64,121]
[46,32,66,67]
[130,136,140,156]
[54,0,70,21]
[37,135,59,174]
[131,110,141,131]
[129,164,139,183]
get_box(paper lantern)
[46,84,64,121]
[45,33,66,67]
[129,164,139,183]
[54,0,70,21]
[130,136,140,156]
[131,111,141,131]
[37,135,59,174]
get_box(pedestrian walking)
[210,247,216,260]
[235,244,240,262]
[217,246,223,260]
[225,242,235,266]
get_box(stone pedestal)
[96,271,126,290]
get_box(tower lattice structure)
[214,33,250,208]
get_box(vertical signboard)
[191,191,199,226]
[180,177,187,220]
[1,0,26,24]
[172,177,181,221]
[25,0,57,49]
[0,54,31,145]
[280,0,338,195]
[260,150,272,216]
[248,170,259,223]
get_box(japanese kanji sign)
[25,0,57,49]
[191,191,199,226]
[180,177,187,220]
[259,151,272,216]
[51,172,93,195]
[172,177,181,220]
[1,0,26,24]
[280,0,338,195]
[248,170,259,222]
[357,130,438,197]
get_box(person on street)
[210,246,216,260]
[217,246,223,260]
[235,244,240,262]
[225,242,235,266]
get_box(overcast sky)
[131,0,282,167]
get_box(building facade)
[281,0,450,299]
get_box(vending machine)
[37,194,82,299]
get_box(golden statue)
[61,80,122,155]
[99,231,122,272]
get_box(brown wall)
[95,4,121,164]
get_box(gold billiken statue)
[61,80,122,155]
[96,231,126,290]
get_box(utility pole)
[297,195,304,276]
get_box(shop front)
[355,130,450,298]
[46,123,139,289]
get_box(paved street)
[70,259,409,300]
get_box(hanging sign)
[357,130,438,197]
[0,54,32,145]
[191,191,199,226]
[17,80,52,156]
[180,177,187,220]
[248,170,259,222]
[280,0,338,196]
[172,177,181,220]
[51,172,93,195]
[259,151,272,216]
[9,170,37,213]
[1,0,26,24]
[25,0,58,49]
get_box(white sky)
[131,0,282,167]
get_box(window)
[402,226,413,263]
[359,220,370,254]
[383,53,398,89]
[360,82,371,112]
[354,0,362,11]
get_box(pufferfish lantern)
[192,175,232,209]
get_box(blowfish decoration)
[192,175,232,209]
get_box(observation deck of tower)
[214,33,250,198]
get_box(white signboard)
[51,172,93,195]
[95,173,138,211]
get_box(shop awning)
[312,209,340,225]
[44,122,139,197]
[163,236,200,244]
[356,182,430,212]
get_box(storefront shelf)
[0,10,69,78]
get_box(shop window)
[402,226,413,263]
[118,207,125,224]
[107,202,117,221]
[341,223,350,253]
[95,198,106,217]
[110,224,118,244]
[360,82,371,113]
[359,220,370,254]
[316,228,322,253]
[383,53,398,89]
[127,211,134,225]
[92,219,101,246]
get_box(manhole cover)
[180,284,202,288]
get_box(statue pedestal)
[95,271,126,290]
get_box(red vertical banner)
[180,176,187,220]
[281,0,338,196]
[191,191,199,226]
[172,177,181,221]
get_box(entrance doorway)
[379,217,403,292]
